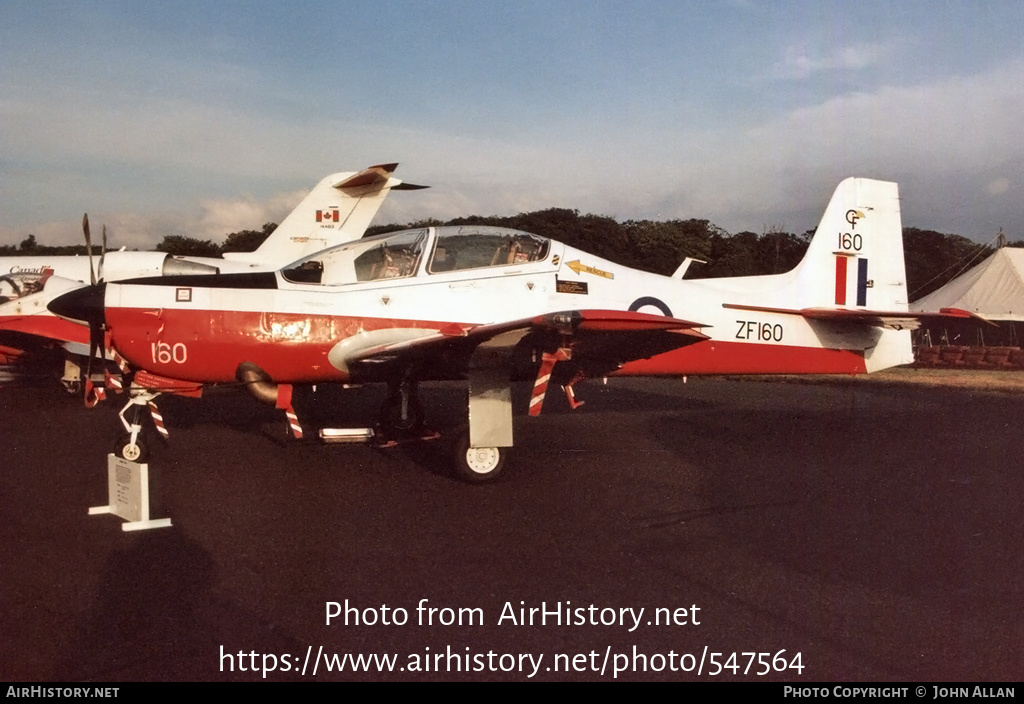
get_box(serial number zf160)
[735,320,783,342]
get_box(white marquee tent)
[912,247,1024,321]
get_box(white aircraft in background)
[50,177,975,481]
[0,164,425,389]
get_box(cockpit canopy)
[429,227,548,273]
[0,271,52,304]
[281,226,550,286]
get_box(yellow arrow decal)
[566,260,614,280]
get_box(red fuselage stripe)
[108,307,868,382]
[106,308,456,383]
[617,339,867,375]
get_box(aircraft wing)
[722,303,987,331]
[0,275,92,348]
[338,309,709,378]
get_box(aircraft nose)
[48,283,106,327]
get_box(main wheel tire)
[113,434,149,463]
[453,432,507,483]
[378,394,425,436]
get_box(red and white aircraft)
[48,177,970,481]
[1,164,424,385]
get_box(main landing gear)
[447,341,586,484]
[377,378,427,439]
[374,378,441,448]
[373,371,510,483]
[453,433,507,483]
[453,341,518,483]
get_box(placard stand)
[89,454,172,531]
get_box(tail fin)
[793,177,913,370]
[792,177,908,311]
[723,178,914,371]
[223,164,427,266]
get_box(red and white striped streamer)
[148,401,169,440]
[285,407,303,439]
[104,370,123,392]
[529,348,571,417]
[84,379,105,408]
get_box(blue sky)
[2,1,1024,248]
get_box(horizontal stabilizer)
[333,163,428,192]
[723,303,986,330]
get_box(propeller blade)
[100,224,108,281]
[82,213,96,286]
[85,288,106,408]
[85,325,97,398]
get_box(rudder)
[224,164,426,266]
[792,178,908,312]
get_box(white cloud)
[195,189,305,240]
[986,178,1011,196]
[768,41,898,81]
[644,57,1024,237]
[5,42,1024,249]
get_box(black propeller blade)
[100,224,107,282]
[75,214,114,403]
[82,213,96,286]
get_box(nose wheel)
[113,433,149,463]
[112,391,161,464]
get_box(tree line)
[0,223,276,259]
[3,210,1001,300]
[377,210,995,300]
